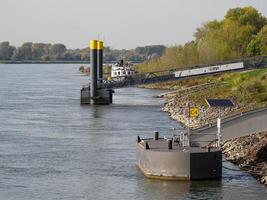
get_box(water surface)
[0,64,266,200]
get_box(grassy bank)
[150,68,267,108]
[148,68,267,128]
[191,68,267,110]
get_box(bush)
[245,81,265,93]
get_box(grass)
[191,68,267,109]
[145,67,267,110]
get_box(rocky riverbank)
[161,84,267,185]
[222,131,267,185]
[160,83,247,129]
[144,68,267,129]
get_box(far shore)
[0,60,90,64]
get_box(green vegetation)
[103,65,112,76]
[104,45,165,63]
[136,7,267,73]
[0,41,165,63]
[149,68,267,110]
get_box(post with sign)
[187,105,199,147]
[217,115,221,148]
[187,103,190,147]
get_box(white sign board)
[174,62,244,78]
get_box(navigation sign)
[190,107,199,117]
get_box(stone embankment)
[223,131,267,185]
[161,83,242,129]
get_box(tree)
[0,42,16,60]
[225,6,266,32]
[247,36,261,56]
[135,45,166,57]
[257,25,267,54]
[12,48,23,60]
[247,25,267,56]
[49,44,66,57]
[196,20,232,63]
[32,43,46,60]
[21,42,33,60]
[137,6,267,73]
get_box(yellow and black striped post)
[90,40,98,104]
[97,41,104,84]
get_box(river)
[0,64,266,200]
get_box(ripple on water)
[0,64,266,200]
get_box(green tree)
[257,25,267,54]
[137,6,267,73]
[49,44,66,60]
[0,42,16,60]
[32,43,46,60]
[247,25,267,56]
[225,6,266,32]
[247,36,262,56]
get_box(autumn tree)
[247,25,267,56]
[0,42,15,60]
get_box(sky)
[0,0,267,49]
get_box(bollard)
[207,146,211,152]
[108,89,114,104]
[97,41,103,84]
[90,40,98,104]
[154,131,159,140]
[137,136,141,143]
[167,139,173,149]
[145,142,150,150]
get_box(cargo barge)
[136,132,222,180]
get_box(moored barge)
[136,132,222,180]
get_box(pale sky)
[0,0,266,49]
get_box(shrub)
[245,81,265,93]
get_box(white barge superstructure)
[111,59,135,81]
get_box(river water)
[0,64,266,200]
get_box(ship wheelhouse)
[111,60,135,80]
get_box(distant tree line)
[0,41,166,63]
[136,6,267,73]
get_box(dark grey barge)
[136,132,222,180]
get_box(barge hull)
[136,142,222,180]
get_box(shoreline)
[223,132,267,185]
[156,83,266,130]
[158,83,248,129]
[154,85,267,186]
[0,61,90,64]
